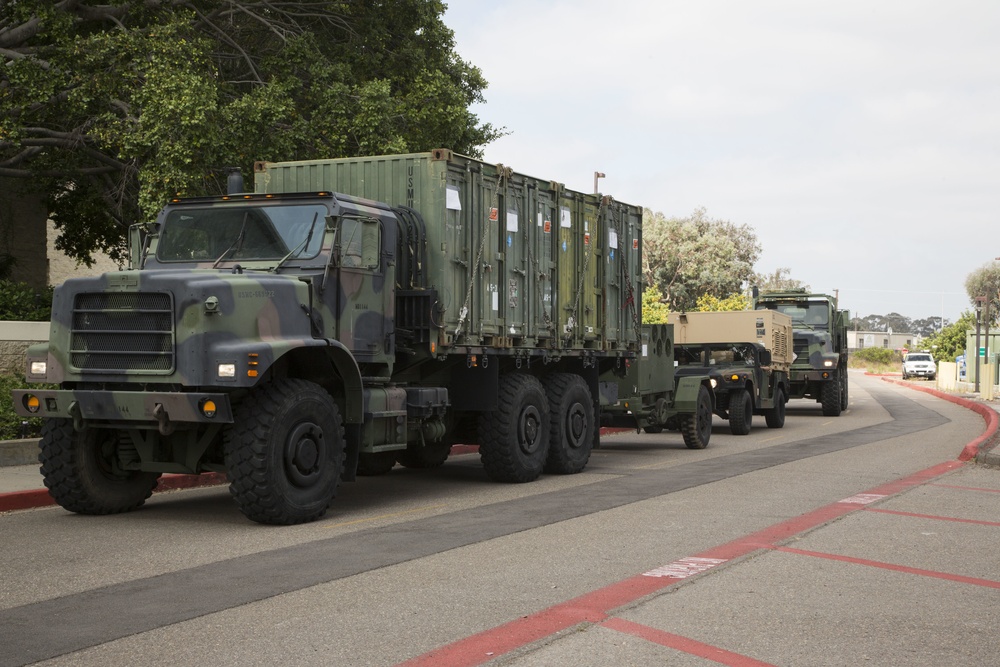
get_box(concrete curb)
[875,375,1000,465]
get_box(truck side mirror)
[759,349,772,366]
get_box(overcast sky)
[443,0,999,325]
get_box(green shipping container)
[253,149,642,355]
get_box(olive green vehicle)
[667,311,792,435]
[14,150,712,525]
[753,289,850,417]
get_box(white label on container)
[609,230,618,248]
[507,208,519,233]
[446,185,461,211]
[492,290,499,311]
[560,206,572,228]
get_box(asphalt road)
[1,372,997,667]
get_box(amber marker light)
[199,398,217,418]
[23,394,40,413]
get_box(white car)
[902,352,936,380]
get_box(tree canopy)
[964,261,1000,324]
[641,207,760,313]
[0,1,502,264]
[752,266,809,292]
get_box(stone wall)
[0,321,48,375]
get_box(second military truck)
[753,289,850,416]
[14,149,712,525]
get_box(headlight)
[710,378,718,388]
[218,363,236,378]
[823,360,835,367]
[29,361,46,376]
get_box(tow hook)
[152,403,175,436]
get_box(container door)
[533,191,556,342]
[501,180,528,342]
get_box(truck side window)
[339,217,380,270]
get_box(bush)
[852,347,898,365]
[0,374,50,440]
[0,280,53,321]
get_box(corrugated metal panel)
[254,150,642,354]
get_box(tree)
[695,293,749,312]
[921,311,975,362]
[964,261,1000,325]
[641,286,670,324]
[0,1,502,264]
[642,207,761,313]
[752,267,809,292]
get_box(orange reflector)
[200,399,217,418]
[24,395,40,413]
[248,369,258,377]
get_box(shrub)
[849,347,900,372]
[0,280,53,321]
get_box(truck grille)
[792,337,810,361]
[70,292,175,373]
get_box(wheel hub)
[518,405,542,455]
[285,422,325,487]
[566,403,587,449]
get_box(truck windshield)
[757,302,828,327]
[156,203,327,263]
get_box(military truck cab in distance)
[753,289,849,416]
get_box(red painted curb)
[877,376,999,461]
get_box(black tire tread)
[681,385,712,450]
[225,378,344,525]
[728,389,753,435]
[39,419,161,515]
[478,374,549,483]
[543,373,594,475]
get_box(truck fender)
[673,376,715,413]
[324,340,364,425]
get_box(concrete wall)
[0,321,48,375]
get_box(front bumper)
[13,389,234,425]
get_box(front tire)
[765,387,786,428]
[821,377,843,417]
[225,378,345,525]
[681,385,713,449]
[479,374,550,483]
[39,420,161,515]
[543,373,594,474]
[728,389,753,435]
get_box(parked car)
[902,352,936,380]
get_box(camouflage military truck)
[667,311,792,434]
[14,149,712,525]
[753,289,849,416]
